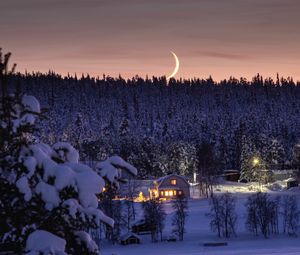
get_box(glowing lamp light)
[253,157,260,166]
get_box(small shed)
[120,232,141,245]
[286,178,298,189]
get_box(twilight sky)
[1,0,300,81]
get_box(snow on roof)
[285,177,297,182]
[132,219,146,226]
[156,174,188,184]
[272,169,297,174]
[120,232,141,241]
[158,186,182,190]
[155,174,189,189]
[224,169,239,173]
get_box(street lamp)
[252,157,260,167]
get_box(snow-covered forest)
[11,73,300,178]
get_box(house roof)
[286,177,297,182]
[158,186,182,191]
[132,219,146,226]
[155,174,189,188]
[156,174,188,183]
[120,232,141,241]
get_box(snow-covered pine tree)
[218,136,229,171]
[266,139,286,167]
[118,117,132,161]
[126,136,165,178]
[239,135,273,184]
[292,143,300,168]
[0,50,137,254]
[239,136,258,182]
[118,118,130,138]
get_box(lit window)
[171,179,177,185]
[174,190,177,195]
[161,191,164,196]
[165,191,169,196]
[178,191,182,195]
[169,190,173,196]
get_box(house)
[120,232,141,245]
[150,174,190,199]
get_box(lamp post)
[252,157,261,191]
[252,157,260,167]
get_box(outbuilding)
[223,170,240,182]
[120,232,141,245]
[286,178,298,189]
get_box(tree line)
[11,71,300,179]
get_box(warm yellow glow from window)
[161,191,164,196]
[138,192,144,201]
[171,179,177,185]
[169,190,173,196]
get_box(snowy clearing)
[102,182,300,255]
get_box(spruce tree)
[0,50,137,254]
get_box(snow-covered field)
[102,182,300,255]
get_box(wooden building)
[286,178,298,189]
[120,232,141,245]
[223,170,240,182]
[150,174,190,199]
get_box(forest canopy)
[10,72,300,178]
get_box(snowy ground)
[102,182,300,255]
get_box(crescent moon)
[167,51,179,80]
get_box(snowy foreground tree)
[245,192,280,238]
[142,198,166,242]
[0,51,137,254]
[172,196,188,241]
[209,193,237,238]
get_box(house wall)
[158,175,190,198]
